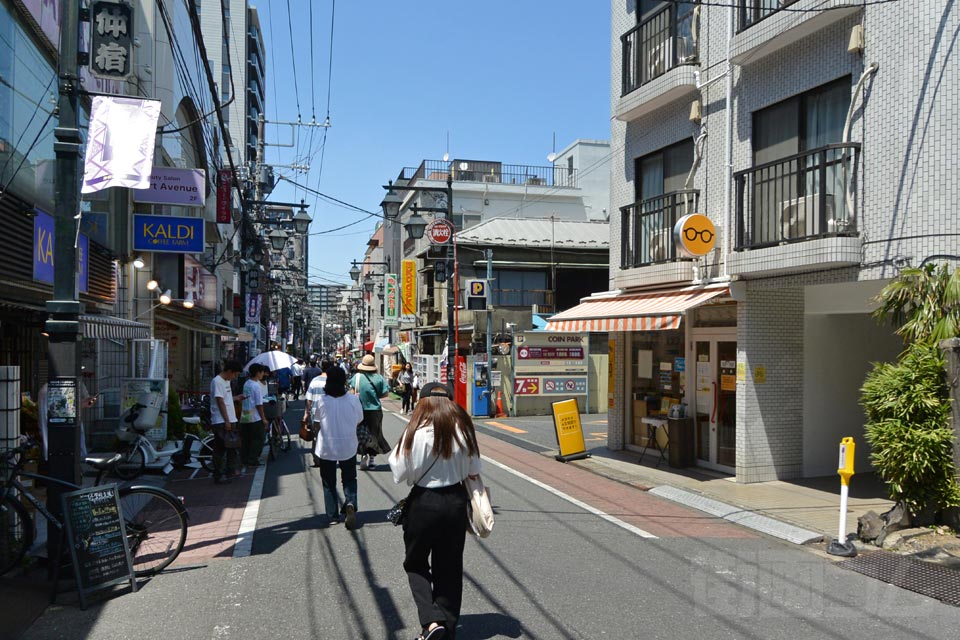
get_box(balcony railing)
[738,0,800,33]
[620,190,698,268]
[621,3,699,96]
[408,160,578,188]
[734,143,860,250]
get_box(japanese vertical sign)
[245,294,261,325]
[401,260,417,320]
[217,169,232,223]
[89,1,134,81]
[384,274,399,327]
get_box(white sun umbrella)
[245,350,297,372]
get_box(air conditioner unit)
[649,228,671,262]
[779,194,834,240]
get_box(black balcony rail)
[734,143,860,250]
[621,2,699,96]
[620,190,698,268]
[407,160,578,189]
[738,0,800,33]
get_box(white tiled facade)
[608,1,960,482]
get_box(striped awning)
[80,314,151,340]
[545,287,729,333]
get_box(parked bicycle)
[266,412,291,461]
[0,437,189,577]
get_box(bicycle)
[114,403,215,480]
[0,437,189,578]
[266,415,291,461]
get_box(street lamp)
[406,209,428,240]
[268,228,288,251]
[349,263,361,282]
[380,181,403,220]
[292,199,312,234]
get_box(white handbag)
[465,475,494,538]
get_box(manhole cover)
[839,551,960,607]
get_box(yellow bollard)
[827,437,858,557]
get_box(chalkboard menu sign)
[61,484,137,608]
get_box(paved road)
[21,404,960,639]
[475,412,609,454]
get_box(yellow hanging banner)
[401,259,417,318]
[551,398,590,462]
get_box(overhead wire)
[309,0,337,217]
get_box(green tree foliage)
[873,263,960,345]
[862,344,960,516]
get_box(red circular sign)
[426,219,455,245]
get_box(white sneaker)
[366,456,375,470]
[359,456,369,470]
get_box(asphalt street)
[20,403,960,639]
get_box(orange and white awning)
[545,287,729,333]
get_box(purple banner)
[33,210,89,293]
[132,167,205,207]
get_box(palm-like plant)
[873,263,960,344]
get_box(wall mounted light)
[182,299,195,309]
[146,279,159,291]
[159,289,172,305]
[132,256,145,269]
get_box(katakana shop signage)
[401,259,417,320]
[89,1,134,81]
[384,273,399,327]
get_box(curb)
[649,485,824,545]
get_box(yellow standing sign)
[552,398,590,462]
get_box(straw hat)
[356,354,377,372]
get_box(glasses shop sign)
[133,214,205,254]
[674,214,716,258]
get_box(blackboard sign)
[61,484,137,608]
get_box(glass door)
[692,335,737,471]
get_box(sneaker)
[343,504,357,530]
[359,456,369,470]
[418,625,446,640]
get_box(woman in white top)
[309,366,363,528]
[388,383,482,640]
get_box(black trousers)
[402,483,469,639]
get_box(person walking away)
[398,362,415,414]
[276,365,292,400]
[291,359,304,400]
[303,357,323,390]
[309,367,363,529]
[411,371,421,412]
[303,360,333,467]
[211,360,244,484]
[240,364,268,467]
[349,354,390,470]
[388,382,482,640]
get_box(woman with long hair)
[309,366,363,529]
[398,362,415,413]
[388,383,482,640]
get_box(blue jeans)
[317,457,357,519]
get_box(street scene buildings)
[1,1,959,638]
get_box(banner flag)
[401,260,417,318]
[384,274,399,327]
[82,96,161,193]
[245,293,261,325]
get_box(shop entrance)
[692,331,737,472]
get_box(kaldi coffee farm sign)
[426,219,455,246]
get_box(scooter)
[113,398,214,480]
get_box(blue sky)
[254,1,611,288]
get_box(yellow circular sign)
[674,214,716,258]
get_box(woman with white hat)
[348,354,390,469]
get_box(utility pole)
[445,174,456,384]
[46,0,82,563]
[485,248,494,417]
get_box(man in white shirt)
[291,359,304,400]
[302,360,332,468]
[240,364,269,467]
[210,360,243,484]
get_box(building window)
[634,139,693,202]
[493,270,548,307]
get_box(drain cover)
[839,551,960,607]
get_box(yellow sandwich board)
[551,398,590,462]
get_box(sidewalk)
[382,396,892,545]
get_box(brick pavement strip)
[476,431,756,540]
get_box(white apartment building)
[548,2,959,482]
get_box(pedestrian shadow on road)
[455,613,522,639]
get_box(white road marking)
[481,455,658,539]
[233,459,268,558]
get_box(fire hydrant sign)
[426,219,455,246]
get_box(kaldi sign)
[426,219,455,246]
[216,169,232,223]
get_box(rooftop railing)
[407,159,578,188]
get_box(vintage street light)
[406,209,427,240]
[380,181,403,220]
[268,228,288,251]
[349,263,361,282]
[292,199,312,234]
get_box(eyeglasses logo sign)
[674,214,717,258]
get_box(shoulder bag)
[465,475,495,538]
[386,454,439,527]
